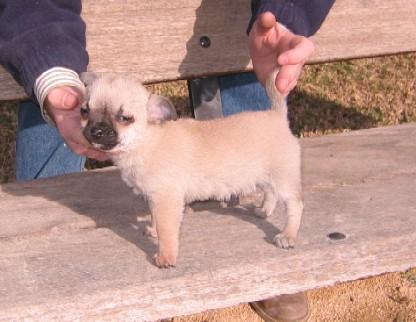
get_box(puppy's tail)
[266,68,288,121]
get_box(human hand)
[45,86,109,161]
[249,12,315,96]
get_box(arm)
[248,0,336,36]
[0,0,107,160]
[0,0,88,98]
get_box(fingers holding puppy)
[45,86,110,161]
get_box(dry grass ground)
[173,269,416,322]
[0,53,415,321]
[308,269,416,322]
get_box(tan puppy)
[80,70,303,268]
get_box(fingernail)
[63,93,79,109]
[279,78,289,91]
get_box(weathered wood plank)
[1,123,415,321]
[1,0,415,100]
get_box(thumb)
[256,12,277,33]
[45,86,82,110]
[250,12,281,50]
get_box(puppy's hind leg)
[254,185,278,219]
[274,193,303,249]
[149,194,185,268]
[272,173,303,249]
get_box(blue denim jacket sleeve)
[0,0,88,97]
[248,0,336,36]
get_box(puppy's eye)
[116,114,135,124]
[80,104,90,119]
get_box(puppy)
[80,70,303,268]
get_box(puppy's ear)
[80,72,99,87]
[146,94,178,123]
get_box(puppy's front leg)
[150,195,184,268]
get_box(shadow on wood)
[178,0,251,79]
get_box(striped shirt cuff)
[34,67,85,126]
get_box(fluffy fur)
[81,70,303,268]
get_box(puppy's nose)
[91,127,103,138]
[83,122,118,150]
[90,122,116,140]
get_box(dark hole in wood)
[327,232,346,240]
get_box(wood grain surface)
[1,123,415,321]
[1,0,415,100]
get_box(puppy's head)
[80,73,177,152]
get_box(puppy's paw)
[220,196,240,208]
[144,225,158,239]
[154,252,176,268]
[184,205,194,215]
[253,207,269,219]
[219,201,228,208]
[274,232,296,249]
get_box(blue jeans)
[16,101,85,181]
[218,72,270,116]
[16,72,267,181]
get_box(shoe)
[250,292,310,322]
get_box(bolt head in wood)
[200,36,211,48]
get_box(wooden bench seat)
[1,0,416,320]
[1,124,415,321]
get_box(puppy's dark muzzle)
[83,122,118,150]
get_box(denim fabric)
[218,72,270,116]
[248,0,336,36]
[16,101,85,181]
